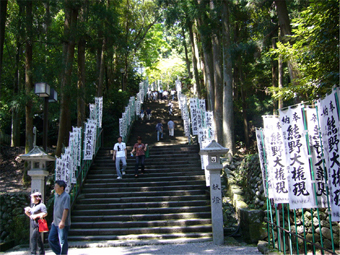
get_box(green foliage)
[268,0,339,100]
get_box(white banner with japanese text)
[263,116,289,203]
[316,90,340,221]
[279,105,315,209]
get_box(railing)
[265,203,336,255]
[70,128,103,207]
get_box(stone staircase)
[68,100,212,244]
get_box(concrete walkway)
[2,240,261,255]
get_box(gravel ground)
[1,241,262,255]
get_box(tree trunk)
[222,0,234,154]
[211,0,223,143]
[275,0,301,89]
[77,38,86,127]
[188,20,200,98]
[239,68,249,149]
[25,0,33,153]
[56,2,79,156]
[181,27,192,79]
[97,38,105,97]
[271,37,278,114]
[196,0,214,111]
[11,1,24,147]
[0,0,8,92]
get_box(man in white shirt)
[168,119,175,137]
[113,136,127,179]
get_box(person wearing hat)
[131,136,148,178]
[24,191,48,255]
[48,180,71,255]
[113,136,127,179]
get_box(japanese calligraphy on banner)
[263,116,289,203]
[88,119,97,155]
[279,105,315,209]
[201,140,212,186]
[190,98,198,135]
[95,97,103,128]
[316,90,340,221]
[55,158,63,182]
[89,103,97,121]
[72,127,82,167]
[256,129,268,197]
[305,107,328,208]
[83,121,96,160]
[205,111,215,139]
[68,133,77,184]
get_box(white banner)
[263,116,289,203]
[95,97,103,128]
[305,107,328,208]
[256,129,268,197]
[279,105,315,209]
[316,90,340,221]
[190,98,198,135]
[205,111,214,139]
[83,121,95,160]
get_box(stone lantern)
[19,146,55,202]
[199,140,229,245]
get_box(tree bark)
[77,38,86,127]
[25,0,33,153]
[97,38,105,97]
[211,0,223,143]
[275,0,301,89]
[188,20,200,98]
[181,27,192,80]
[272,37,278,114]
[0,0,8,92]
[11,2,24,147]
[222,0,234,154]
[56,1,79,156]
[196,0,214,111]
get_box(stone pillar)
[28,169,49,202]
[208,167,224,245]
[199,140,229,245]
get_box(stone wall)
[223,154,340,250]
[0,193,30,245]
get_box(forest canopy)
[0,0,338,155]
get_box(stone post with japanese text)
[199,140,229,245]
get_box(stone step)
[80,186,208,195]
[91,161,201,167]
[75,194,208,204]
[73,199,209,210]
[71,212,211,222]
[71,219,212,229]
[85,175,205,183]
[82,180,206,188]
[72,205,211,216]
[68,232,212,242]
[69,225,212,236]
[86,170,204,177]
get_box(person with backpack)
[156,121,163,141]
